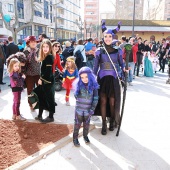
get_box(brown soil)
[0,119,73,170]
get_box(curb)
[5,124,95,170]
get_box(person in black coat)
[6,36,19,59]
[62,41,74,66]
[0,46,5,84]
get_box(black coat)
[39,54,55,113]
[6,43,19,58]
[62,47,74,65]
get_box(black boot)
[73,139,80,147]
[109,118,114,131]
[84,136,90,143]
[101,120,107,135]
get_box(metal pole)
[132,0,135,37]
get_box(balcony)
[56,3,65,9]
[56,14,65,19]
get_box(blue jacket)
[85,42,95,52]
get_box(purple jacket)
[93,48,124,79]
[10,72,24,92]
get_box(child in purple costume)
[73,67,99,147]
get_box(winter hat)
[78,66,92,76]
[25,36,38,45]
[66,56,75,63]
[101,20,121,38]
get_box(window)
[8,4,14,12]
[47,28,54,38]
[34,0,42,2]
[34,25,46,36]
[44,1,49,19]
[19,22,32,36]
[34,10,42,17]
[18,8,24,19]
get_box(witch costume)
[34,54,55,123]
[93,20,124,135]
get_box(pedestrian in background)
[0,45,5,85]
[62,41,74,66]
[62,56,78,106]
[74,39,86,69]
[135,37,145,76]
[6,36,19,59]
[73,67,99,147]
[8,58,26,121]
[23,36,41,111]
[85,38,96,69]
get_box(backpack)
[74,49,84,62]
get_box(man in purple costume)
[93,20,125,135]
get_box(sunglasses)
[54,45,60,47]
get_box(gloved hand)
[118,21,122,26]
[101,20,106,26]
[89,109,94,115]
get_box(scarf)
[27,47,38,63]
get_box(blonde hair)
[39,39,52,61]
[64,57,77,70]
[8,58,21,74]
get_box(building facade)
[0,0,80,42]
[103,19,170,42]
[84,0,99,39]
[55,0,81,41]
[115,0,144,20]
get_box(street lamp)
[132,0,136,37]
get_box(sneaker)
[73,139,80,147]
[16,115,26,121]
[12,114,16,120]
[83,136,90,144]
[66,101,70,106]
[128,82,133,86]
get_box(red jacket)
[53,53,63,73]
[123,43,138,63]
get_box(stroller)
[166,57,170,84]
[54,68,63,91]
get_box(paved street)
[1,71,170,170]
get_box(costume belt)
[100,62,116,70]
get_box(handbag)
[28,91,39,109]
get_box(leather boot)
[101,120,107,135]
[109,118,114,131]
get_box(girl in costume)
[36,39,55,123]
[8,58,26,121]
[93,20,125,135]
[73,67,99,147]
[143,52,154,77]
[62,56,78,106]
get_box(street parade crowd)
[0,21,170,146]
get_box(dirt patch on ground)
[0,119,73,170]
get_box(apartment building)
[84,0,99,39]
[55,0,81,41]
[0,0,80,42]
